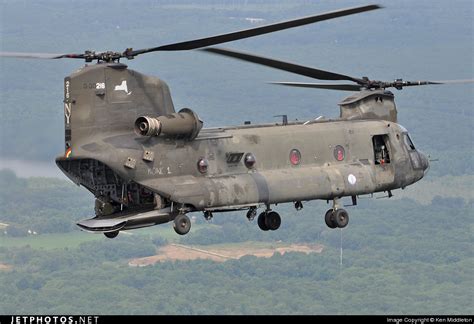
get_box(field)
[0,231,102,249]
[129,242,324,266]
[0,222,213,249]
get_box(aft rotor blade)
[129,4,381,55]
[203,47,363,83]
[0,52,84,59]
[270,82,362,91]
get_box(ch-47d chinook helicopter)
[2,4,471,239]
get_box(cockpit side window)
[403,133,416,151]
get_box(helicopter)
[1,4,470,239]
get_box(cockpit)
[401,132,429,174]
[403,133,416,151]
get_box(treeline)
[0,170,92,236]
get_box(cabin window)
[403,133,416,151]
[289,149,301,165]
[372,135,391,165]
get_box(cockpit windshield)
[403,133,416,151]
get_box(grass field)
[0,222,211,249]
[0,232,102,249]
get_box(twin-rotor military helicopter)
[2,5,470,238]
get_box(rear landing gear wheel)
[265,211,281,231]
[173,214,191,235]
[104,231,119,239]
[334,209,349,228]
[246,207,257,221]
[257,212,269,231]
[203,211,213,221]
[324,209,337,229]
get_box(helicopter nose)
[419,151,430,175]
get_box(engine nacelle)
[134,108,203,140]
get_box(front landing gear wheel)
[334,209,349,228]
[104,231,119,239]
[265,211,281,231]
[324,209,337,229]
[173,214,191,235]
[257,212,269,231]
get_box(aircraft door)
[372,134,395,189]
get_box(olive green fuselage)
[56,64,428,231]
[60,118,425,211]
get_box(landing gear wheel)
[324,209,337,229]
[173,214,191,235]
[104,231,119,239]
[257,212,269,231]
[265,211,281,231]
[334,209,349,228]
[203,211,213,221]
[246,208,257,221]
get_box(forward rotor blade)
[383,79,474,90]
[270,82,362,91]
[0,52,84,59]
[403,79,474,86]
[129,4,381,55]
[203,47,363,83]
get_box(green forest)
[0,0,473,315]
